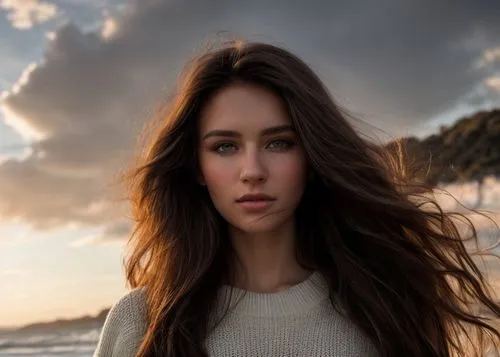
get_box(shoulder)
[108,287,148,324]
[93,287,148,357]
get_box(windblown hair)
[121,40,500,357]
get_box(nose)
[239,148,268,184]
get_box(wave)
[0,328,100,356]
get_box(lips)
[235,193,276,202]
[235,193,276,212]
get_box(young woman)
[93,40,500,357]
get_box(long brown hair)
[120,40,500,357]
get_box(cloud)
[69,220,131,247]
[100,15,118,39]
[1,0,500,242]
[486,76,500,93]
[476,46,500,69]
[463,80,500,109]
[1,0,59,29]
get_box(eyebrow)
[202,124,295,140]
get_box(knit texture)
[93,271,380,357]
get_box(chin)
[239,225,277,235]
[231,215,290,235]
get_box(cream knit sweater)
[93,271,379,356]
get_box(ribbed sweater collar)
[217,271,329,317]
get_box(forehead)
[198,83,291,135]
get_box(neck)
[227,220,313,293]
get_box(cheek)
[200,157,235,190]
[272,155,308,188]
[201,160,237,215]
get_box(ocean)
[0,327,100,357]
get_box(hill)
[386,109,500,186]
[11,308,110,334]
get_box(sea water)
[0,327,99,357]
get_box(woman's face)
[197,83,308,234]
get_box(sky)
[0,0,500,328]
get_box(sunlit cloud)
[100,10,118,40]
[0,104,46,142]
[476,46,500,69]
[69,220,131,247]
[486,76,500,93]
[0,0,59,30]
